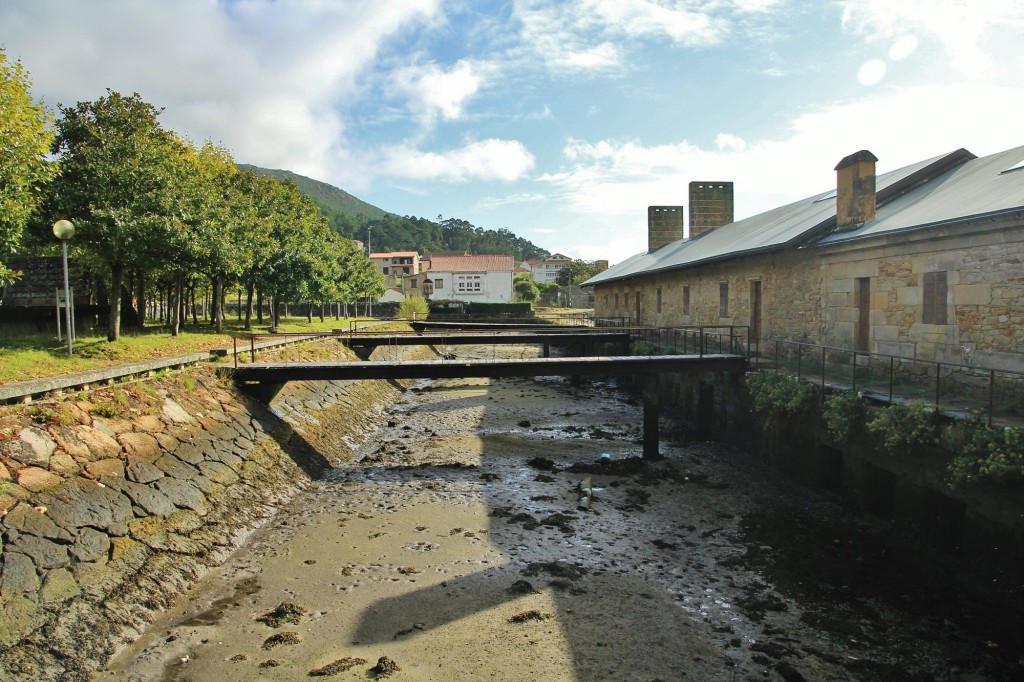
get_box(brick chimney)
[834,150,877,230]
[647,206,684,252]
[688,181,734,239]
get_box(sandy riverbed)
[98,348,1022,682]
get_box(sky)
[2,0,1023,263]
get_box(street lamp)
[52,219,75,356]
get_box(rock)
[15,427,57,467]
[198,460,239,485]
[118,481,175,517]
[11,534,70,569]
[162,398,197,425]
[172,441,206,465]
[48,452,80,477]
[0,494,17,515]
[86,458,125,479]
[117,432,161,463]
[92,416,133,436]
[154,454,199,480]
[0,552,40,594]
[132,415,165,433]
[71,527,110,563]
[153,432,179,452]
[54,426,121,461]
[0,594,45,647]
[42,477,134,532]
[0,460,11,480]
[18,466,64,493]
[72,561,118,600]
[125,460,164,484]
[40,568,81,604]
[129,516,169,550]
[154,478,208,514]
[3,503,73,542]
[108,536,149,571]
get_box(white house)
[412,254,515,303]
[529,253,572,284]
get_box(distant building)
[528,253,573,284]
[408,254,515,304]
[370,251,422,286]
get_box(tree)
[513,272,539,302]
[49,90,186,340]
[0,49,56,285]
[555,259,602,287]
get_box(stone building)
[584,145,1024,372]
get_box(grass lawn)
[0,316,397,384]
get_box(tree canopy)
[0,49,56,285]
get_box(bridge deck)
[231,353,744,382]
[340,331,630,349]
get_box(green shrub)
[398,296,429,319]
[866,399,935,455]
[947,422,1024,487]
[746,371,818,423]
[823,389,867,443]
[90,389,131,418]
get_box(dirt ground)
[99,348,1024,681]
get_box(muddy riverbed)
[100,349,1024,681]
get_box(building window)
[682,286,690,316]
[719,282,729,317]
[433,278,443,288]
[615,293,620,307]
[410,278,418,288]
[382,267,389,274]
[456,274,483,293]
[656,287,663,313]
[923,271,948,324]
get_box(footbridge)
[229,353,746,458]
[338,330,630,359]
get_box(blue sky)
[2,0,1023,262]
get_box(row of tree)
[2,50,386,341]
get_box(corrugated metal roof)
[427,254,515,272]
[584,145,1024,287]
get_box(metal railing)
[753,338,1024,427]
[628,326,751,357]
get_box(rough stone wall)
[0,343,422,680]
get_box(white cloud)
[392,59,486,126]
[0,0,441,180]
[716,133,747,152]
[888,35,919,62]
[381,138,536,182]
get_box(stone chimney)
[688,181,734,239]
[834,150,877,230]
[647,206,684,252]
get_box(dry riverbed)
[100,350,1023,681]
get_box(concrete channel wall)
[0,341,428,680]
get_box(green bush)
[746,371,818,423]
[823,389,867,444]
[398,296,429,319]
[946,422,1024,487]
[866,399,935,455]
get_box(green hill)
[238,164,388,223]
[239,164,549,261]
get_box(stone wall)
[0,342,424,680]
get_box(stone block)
[0,552,40,595]
[119,480,175,517]
[117,432,160,463]
[161,398,197,425]
[71,527,109,563]
[12,534,70,569]
[832,278,854,293]
[126,460,164,484]
[41,477,134,532]
[952,284,991,306]
[3,503,73,542]
[132,415,165,433]
[0,594,45,647]
[48,452,80,477]
[897,287,922,305]
[40,568,81,604]
[86,458,125,479]
[155,454,199,480]
[17,467,63,493]
[13,427,56,467]
[872,325,899,342]
[154,478,208,514]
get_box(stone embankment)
[0,341,419,680]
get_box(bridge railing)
[628,326,751,357]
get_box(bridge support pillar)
[543,342,550,358]
[641,375,662,460]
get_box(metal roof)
[584,145,1024,287]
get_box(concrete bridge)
[229,353,746,458]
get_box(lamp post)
[52,219,75,356]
